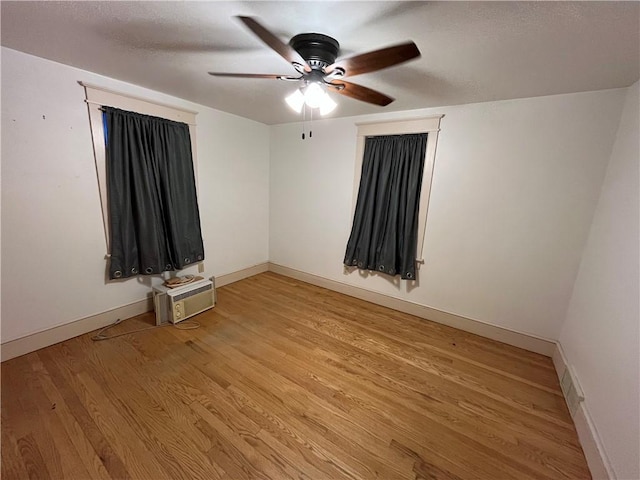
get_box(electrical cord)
[91,317,200,341]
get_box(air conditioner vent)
[171,283,212,301]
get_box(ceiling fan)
[209,16,421,112]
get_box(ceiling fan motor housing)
[289,33,340,70]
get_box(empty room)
[1,2,638,479]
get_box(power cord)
[91,317,200,341]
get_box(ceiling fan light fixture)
[285,82,337,116]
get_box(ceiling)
[1,1,638,125]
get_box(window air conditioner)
[153,277,216,325]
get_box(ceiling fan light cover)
[285,89,305,113]
[319,93,337,115]
[303,83,325,109]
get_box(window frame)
[352,115,443,266]
[80,81,198,256]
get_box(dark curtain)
[344,133,427,280]
[104,107,204,280]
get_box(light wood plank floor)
[2,272,591,479]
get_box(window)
[81,82,204,280]
[344,116,443,280]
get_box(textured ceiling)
[1,1,638,124]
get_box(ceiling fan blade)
[209,72,289,79]
[237,16,310,72]
[330,80,394,106]
[325,41,420,77]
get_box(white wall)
[558,82,639,480]
[1,47,270,342]
[2,43,637,477]
[270,89,626,340]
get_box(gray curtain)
[104,107,204,280]
[344,133,427,280]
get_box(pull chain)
[300,105,316,140]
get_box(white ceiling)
[1,1,638,125]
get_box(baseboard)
[1,262,269,362]
[268,263,555,356]
[0,297,153,362]
[553,343,614,479]
[1,260,551,360]
[216,262,269,287]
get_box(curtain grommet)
[184,257,190,264]
[197,254,202,261]
[131,267,138,274]
[113,270,122,278]
[406,272,413,279]
[379,265,385,271]
[145,267,153,274]
[165,264,172,271]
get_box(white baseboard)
[268,263,555,356]
[1,262,269,362]
[553,343,614,479]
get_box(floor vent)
[560,365,585,417]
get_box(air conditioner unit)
[153,277,216,325]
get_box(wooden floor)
[2,272,590,479]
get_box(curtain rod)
[78,81,199,116]
[356,114,445,127]
[84,100,197,126]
